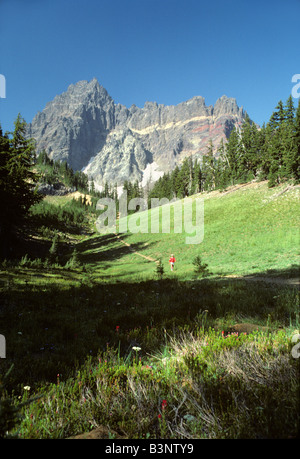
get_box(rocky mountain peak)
[213,95,243,118]
[27,78,250,187]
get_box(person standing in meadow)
[169,254,176,271]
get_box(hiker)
[169,254,176,271]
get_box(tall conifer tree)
[0,114,41,257]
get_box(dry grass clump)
[11,326,298,439]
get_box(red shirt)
[169,257,176,263]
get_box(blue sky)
[0,0,299,133]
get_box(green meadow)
[83,181,299,280]
[0,181,299,439]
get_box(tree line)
[148,96,300,201]
[36,150,89,192]
[1,97,299,257]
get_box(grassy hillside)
[0,180,299,439]
[79,181,299,281]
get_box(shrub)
[192,255,210,277]
[29,200,87,233]
[155,259,165,280]
[48,233,59,263]
[65,248,81,270]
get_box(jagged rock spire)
[27,78,249,185]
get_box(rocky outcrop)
[37,182,76,196]
[27,78,249,187]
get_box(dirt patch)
[114,233,159,263]
[228,323,269,334]
[68,425,126,439]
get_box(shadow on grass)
[261,264,300,279]
[0,265,298,392]
[76,233,156,264]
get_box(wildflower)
[158,414,162,419]
[162,399,167,410]
[23,386,31,391]
[141,365,152,370]
[116,325,120,332]
[132,346,141,352]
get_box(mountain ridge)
[27,78,249,187]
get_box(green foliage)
[0,365,38,439]
[155,258,165,280]
[1,230,299,439]
[48,233,59,263]
[192,255,210,277]
[0,115,42,257]
[8,320,299,439]
[0,105,299,440]
[148,97,300,200]
[36,150,90,193]
[29,199,88,232]
[65,248,81,269]
[202,140,216,191]
[122,179,144,215]
[0,366,20,438]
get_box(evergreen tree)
[215,139,230,189]
[291,99,300,182]
[266,100,287,186]
[104,181,109,197]
[90,177,95,195]
[224,126,240,185]
[191,158,202,194]
[239,115,260,180]
[0,114,42,257]
[282,96,299,181]
[201,140,216,190]
[259,123,272,180]
[132,179,143,199]
[269,100,285,131]
[171,165,181,198]
[177,157,191,197]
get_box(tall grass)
[1,271,299,438]
[1,181,299,439]
[9,325,299,439]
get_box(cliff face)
[27,78,248,186]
